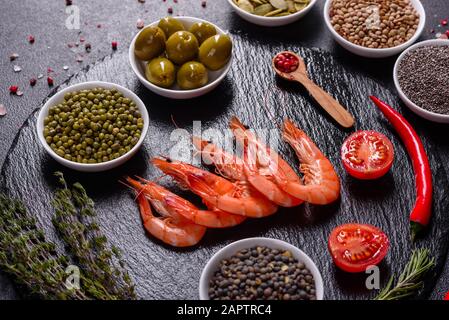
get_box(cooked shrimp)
[135,192,206,247]
[273,119,341,205]
[229,117,303,207]
[193,136,246,181]
[127,177,246,228]
[152,158,278,218]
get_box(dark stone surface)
[0,0,449,300]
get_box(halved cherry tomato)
[328,223,390,273]
[341,130,394,180]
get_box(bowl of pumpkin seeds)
[227,0,316,26]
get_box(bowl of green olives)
[129,16,233,99]
[37,81,149,172]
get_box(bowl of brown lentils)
[37,81,149,172]
[394,39,449,123]
[199,237,324,300]
[324,0,425,58]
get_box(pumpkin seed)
[237,0,254,13]
[264,8,284,16]
[254,3,274,15]
[269,0,287,10]
[286,0,295,13]
[233,0,310,17]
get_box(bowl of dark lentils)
[394,39,449,123]
[37,81,149,172]
[199,237,324,300]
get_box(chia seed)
[208,246,316,300]
[397,45,449,115]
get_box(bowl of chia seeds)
[394,40,449,123]
[199,237,324,300]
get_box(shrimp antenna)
[170,114,180,129]
[118,178,146,201]
[262,87,282,130]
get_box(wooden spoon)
[272,51,355,128]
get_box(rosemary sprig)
[52,172,135,300]
[374,248,435,300]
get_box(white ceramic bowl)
[227,0,317,27]
[323,0,426,58]
[129,16,232,100]
[393,39,449,123]
[199,237,324,300]
[37,81,149,172]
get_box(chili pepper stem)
[410,221,424,242]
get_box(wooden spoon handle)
[300,77,355,128]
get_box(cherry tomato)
[341,130,394,180]
[328,223,390,273]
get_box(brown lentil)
[397,45,449,115]
[209,246,316,300]
[329,0,420,49]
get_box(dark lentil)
[209,246,316,300]
[397,45,449,115]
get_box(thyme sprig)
[0,193,87,299]
[0,172,136,300]
[52,172,135,300]
[374,248,435,300]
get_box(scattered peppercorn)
[209,246,316,300]
[112,41,118,50]
[43,87,144,164]
[9,86,19,94]
[10,53,19,61]
[28,35,35,44]
[66,0,73,5]
[168,7,173,14]
[202,1,207,8]
[85,43,92,52]
[0,104,6,117]
[47,77,54,86]
[30,78,37,86]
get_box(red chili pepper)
[370,96,432,241]
[445,291,449,300]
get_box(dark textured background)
[0,0,448,300]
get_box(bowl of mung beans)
[324,0,425,58]
[199,237,324,300]
[37,81,149,172]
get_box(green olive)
[145,57,176,88]
[166,31,199,65]
[189,22,217,44]
[134,26,166,61]
[177,61,208,90]
[198,34,232,71]
[158,17,185,38]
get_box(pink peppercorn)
[112,41,118,50]
[30,78,37,86]
[47,77,54,86]
[9,86,19,94]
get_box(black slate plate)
[1,34,448,300]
